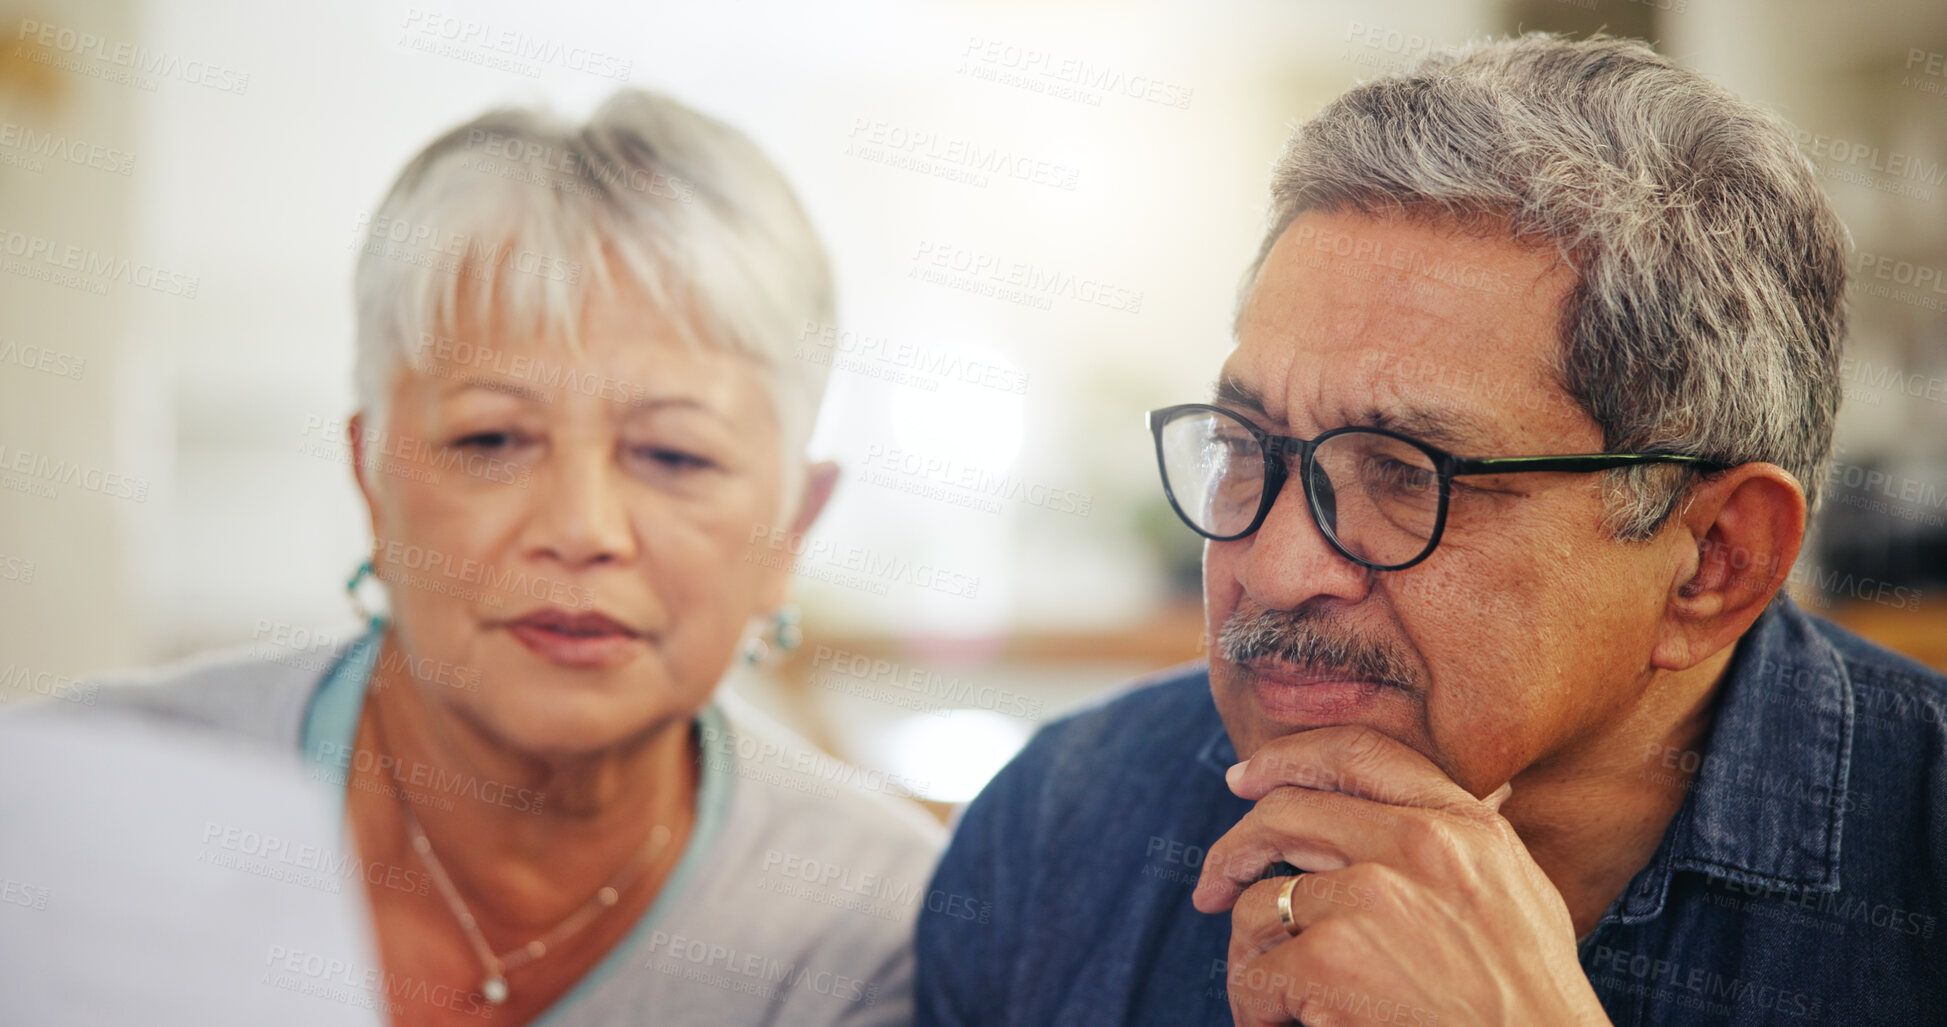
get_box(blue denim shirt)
[916,598,1947,1025]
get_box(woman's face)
[353,282,819,756]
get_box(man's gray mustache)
[1218,602,1421,693]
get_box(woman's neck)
[357,635,699,931]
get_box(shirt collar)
[1607,595,1854,924]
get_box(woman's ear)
[755,462,841,610]
[1653,463,1806,672]
[347,412,384,541]
[788,461,841,538]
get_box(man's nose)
[1232,468,1372,610]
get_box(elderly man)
[917,34,1947,1026]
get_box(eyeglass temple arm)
[1446,453,1727,476]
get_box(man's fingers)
[1230,878,1304,961]
[1230,869,1387,963]
[1484,781,1514,812]
[1226,725,1480,813]
[1192,788,1384,913]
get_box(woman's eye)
[634,447,716,472]
[452,431,519,451]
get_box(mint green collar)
[300,625,736,1020]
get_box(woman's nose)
[522,446,638,569]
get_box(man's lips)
[1244,661,1392,721]
[501,609,644,669]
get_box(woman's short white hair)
[352,89,834,510]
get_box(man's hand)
[1190,726,1610,1026]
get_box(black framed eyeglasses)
[1147,403,1728,571]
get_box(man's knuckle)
[1290,919,1355,976]
[1339,725,1390,768]
[1401,813,1462,866]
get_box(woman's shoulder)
[584,692,946,1025]
[25,625,358,751]
[702,690,946,861]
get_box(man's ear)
[1654,463,1806,671]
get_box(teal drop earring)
[346,559,388,631]
[742,605,802,664]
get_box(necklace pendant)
[482,974,509,1005]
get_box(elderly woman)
[61,89,942,1025]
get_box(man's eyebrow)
[1210,376,1498,452]
[1212,375,1269,417]
[1351,404,1495,454]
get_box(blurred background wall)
[3,0,1942,814]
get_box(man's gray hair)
[1241,33,1848,539]
[353,89,834,508]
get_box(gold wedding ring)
[1276,874,1303,936]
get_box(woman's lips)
[504,610,643,669]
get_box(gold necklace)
[372,704,674,1006]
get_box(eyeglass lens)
[1157,407,1444,566]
